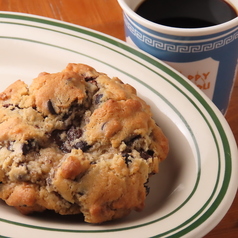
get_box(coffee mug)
[118,0,238,114]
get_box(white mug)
[118,0,238,114]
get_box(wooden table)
[0,0,237,237]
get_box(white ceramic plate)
[0,12,237,238]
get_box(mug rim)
[117,0,238,36]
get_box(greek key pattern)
[125,17,238,53]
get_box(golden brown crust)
[0,63,168,223]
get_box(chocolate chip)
[3,103,13,108]
[22,144,31,155]
[145,184,150,196]
[144,178,150,196]
[85,77,98,87]
[62,146,70,153]
[17,174,27,181]
[22,139,38,155]
[7,141,14,152]
[101,122,107,131]
[58,126,84,153]
[147,150,154,156]
[124,135,141,146]
[74,141,91,152]
[90,161,97,165]
[67,126,83,141]
[122,148,132,154]
[51,130,64,147]
[3,104,21,110]
[62,102,84,121]
[95,94,103,104]
[85,76,96,82]
[140,150,154,160]
[122,152,133,166]
[52,128,83,153]
[47,100,57,115]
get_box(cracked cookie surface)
[0,63,169,223]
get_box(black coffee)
[136,0,237,28]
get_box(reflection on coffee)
[136,0,237,28]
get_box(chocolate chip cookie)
[0,63,169,223]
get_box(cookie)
[0,63,169,223]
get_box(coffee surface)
[136,0,237,28]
